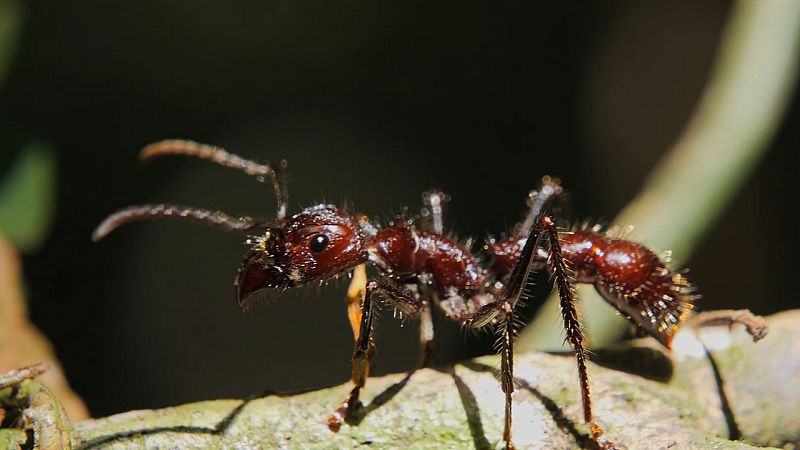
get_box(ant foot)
[591,423,625,450]
[327,388,361,432]
[327,407,345,432]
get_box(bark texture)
[61,310,798,450]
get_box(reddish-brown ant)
[93,140,767,450]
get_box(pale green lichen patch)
[0,429,26,448]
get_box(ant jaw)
[235,254,294,311]
[235,227,295,310]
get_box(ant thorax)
[366,220,486,297]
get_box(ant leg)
[686,309,768,342]
[450,300,516,449]
[421,189,449,235]
[345,265,432,365]
[541,217,618,449]
[486,177,562,280]
[328,280,378,432]
[417,189,449,367]
[418,305,436,368]
[140,140,289,222]
[440,292,517,450]
[457,214,617,449]
[450,212,551,449]
[416,281,442,368]
[328,280,423,432]
[344,215,379,339]
[347,214,435,367]
[92,204,267,241]
[345,264,368,340]
[515,176,563,239]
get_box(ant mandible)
[94,140,767,450]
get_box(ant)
[94,140,767,450]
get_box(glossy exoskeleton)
[94,140,767,450]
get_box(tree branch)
[63,310,798,449]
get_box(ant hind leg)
[454,215,621,449]
[542,217,620,449]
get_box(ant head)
[235,204,367,309]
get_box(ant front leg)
[328,280,423,432]
[345,264,368,340]
[344,215,379,340]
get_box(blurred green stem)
[519,0,800,351]
[0,0,22,86]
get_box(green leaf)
[0,0,23,87]
[0,142,57,252]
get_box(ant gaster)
[94,140,767,450]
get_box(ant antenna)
[92,205,265,241]
[140,140,289,223]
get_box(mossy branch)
[45,310,796,449]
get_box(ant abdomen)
[560,231,695,347]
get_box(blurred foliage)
[0,0,57,253]
[0,143,56,252]
[0,0,22,87]
[520,0,800,351]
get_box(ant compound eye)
[309,234,330,253]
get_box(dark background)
[0,1,796,418]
